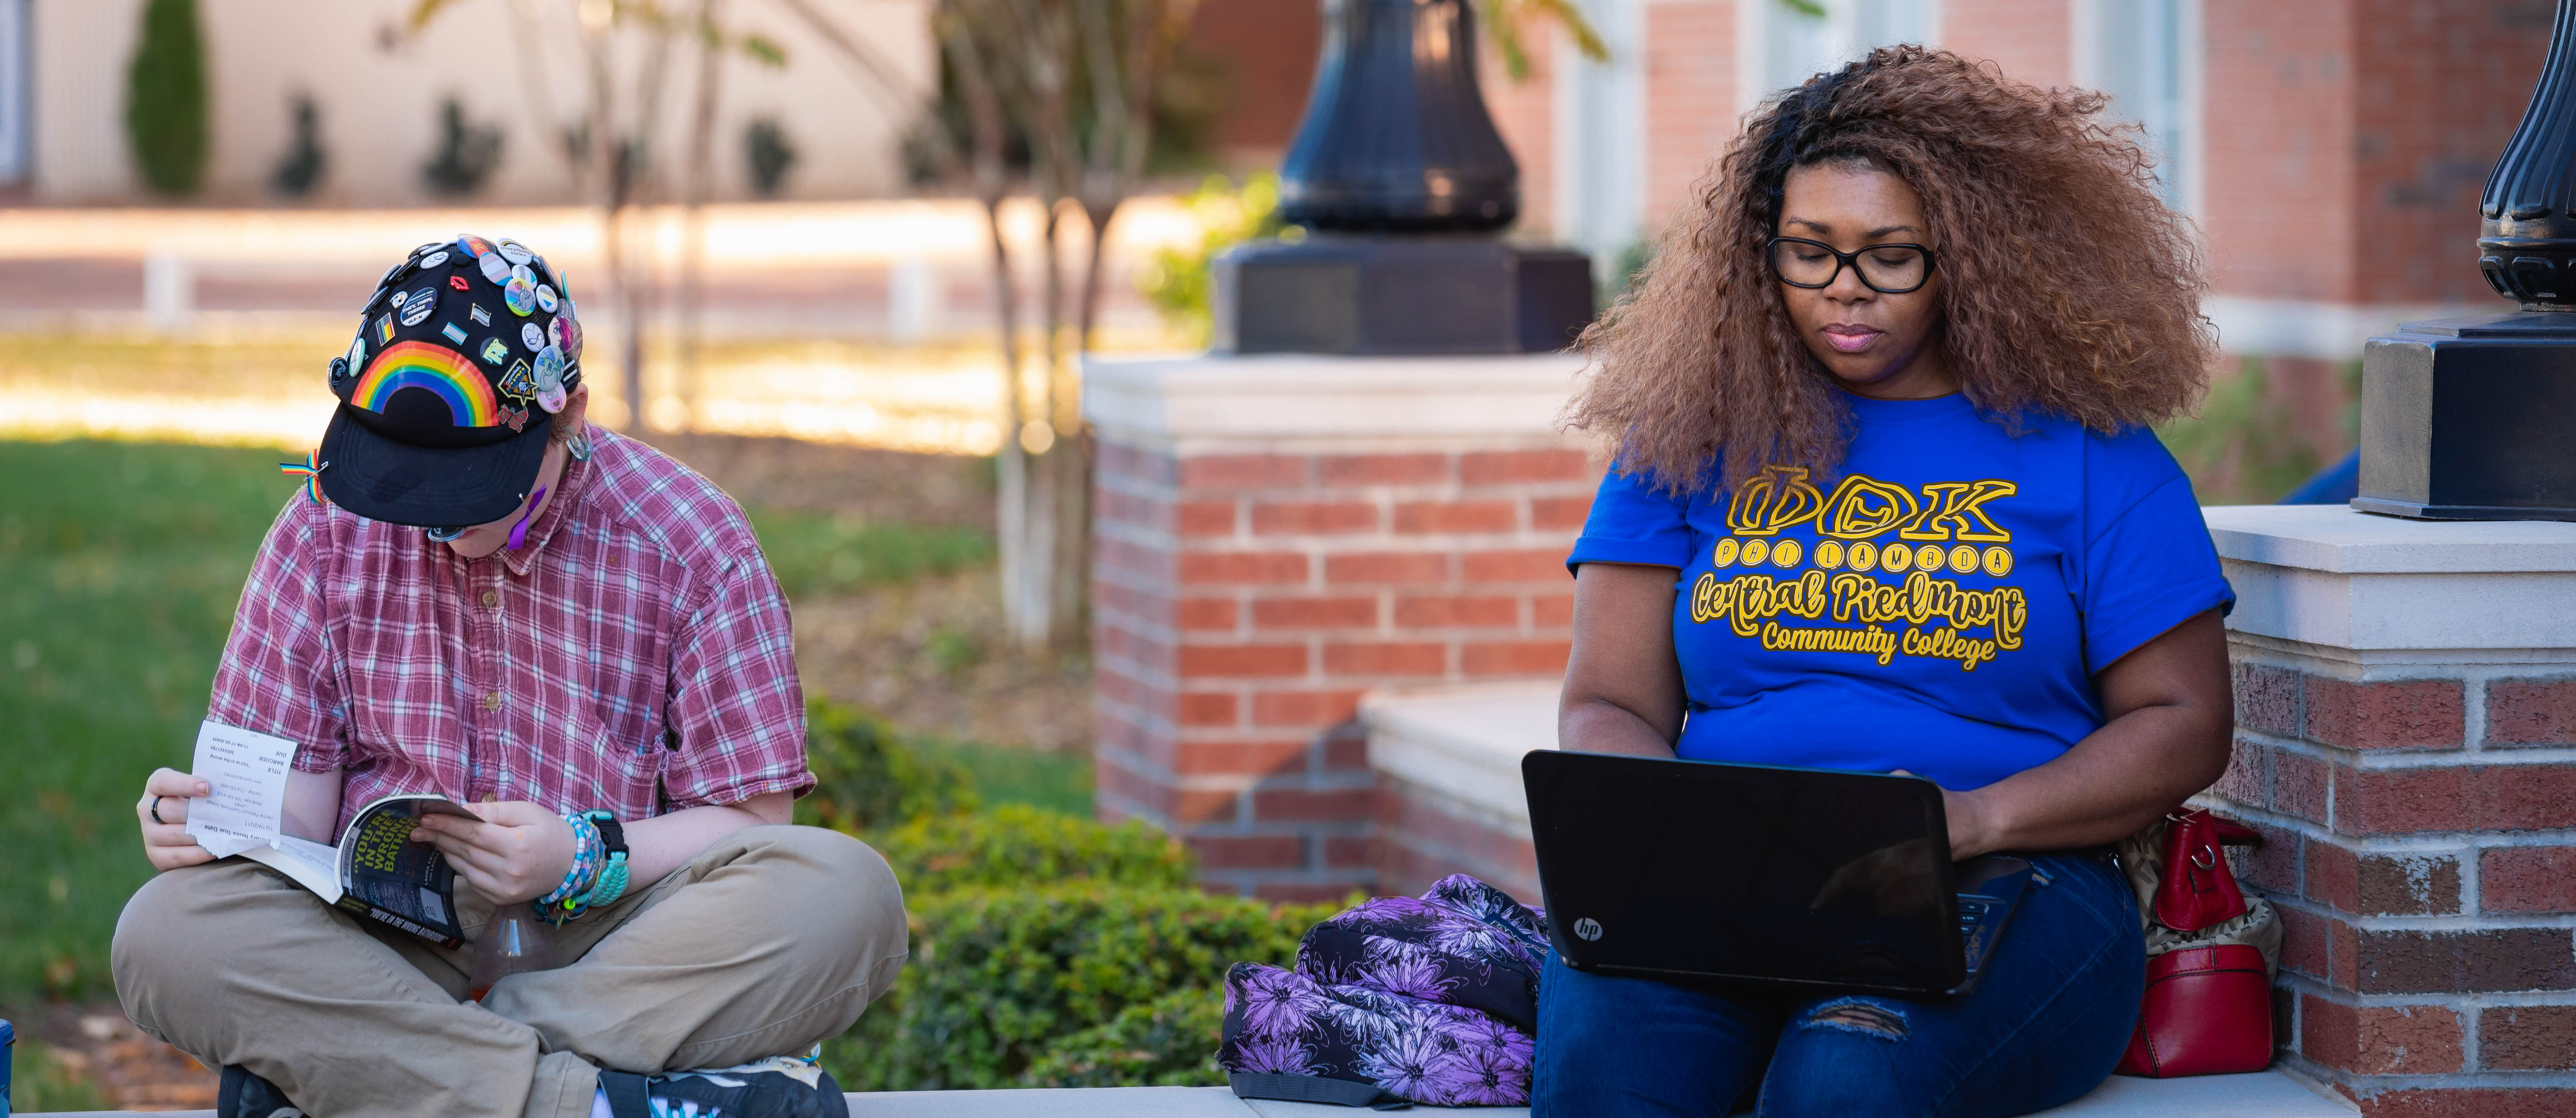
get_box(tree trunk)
[678,0,727,433]
[1053,201,1123,648]
[618,6,681,433]
[940,6,1048,651]
[1011,198,1072,650]
[991,196,1041,653]
[505,0,584,196]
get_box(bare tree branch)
[764,0,920,108]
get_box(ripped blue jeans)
[1533,852,2142,1118]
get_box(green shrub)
[745,117,799,197]
[1135,174,1290,345]
[825,885,1338,1091]
[872,803,1192,896]
[797,700,978,832]
[421,97,506,197]
[2155,358,2337,504]
[125,0,209,195]
[272,93,327,197]
[1021,985,1228,1088]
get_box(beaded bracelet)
[535,814,603,916]
[573,849,630,910]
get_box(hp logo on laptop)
[1574,917,1603,941]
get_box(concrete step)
[10,1068,2356,1117]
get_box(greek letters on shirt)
[1689,466,2027,672]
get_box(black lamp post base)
[1211,235,1595,356]
[2355,311,2576,522]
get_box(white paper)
[242,834,344,903]
[184,720,296,859]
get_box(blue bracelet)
[573,852,630,910]
[534,814,601,919]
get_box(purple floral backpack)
[1219,874,1551,1107]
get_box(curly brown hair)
[1564,46,2215,491]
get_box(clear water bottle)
[468,910,554,1002]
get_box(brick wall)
[1092,438,1600,900]
[1642,0,1736,232]
[1187,0,1323,158]
[2202,0,2362,305]
[1943,0,2070,88]
[1482,20,1558,240]
[2204,0,2546,308]
[2210,646,2576,1113]
[2348,0,2550,307]
[1379,772,1542,903]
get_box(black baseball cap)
[317,235,586,527]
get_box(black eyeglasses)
[1767,236,1937,294]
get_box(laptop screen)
[1526,752,1963,994]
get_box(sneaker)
[218,1064,306,1118]
[597,1063,848,1118]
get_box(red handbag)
[2113,809,2281,1078]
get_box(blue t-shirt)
[1567,392,2233,790]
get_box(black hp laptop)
[1523,750,2039,998]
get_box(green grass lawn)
[0,437,1066,1007]
[0,439,290,1001]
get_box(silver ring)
[149,795,168,825]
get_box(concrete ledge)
[8,1069,2357,1115]
[1081,351,1590,446]
[1362,679,1561,829]
[2203,504,2576,652]
[2204,504,2576,573]
[1363,680,1559,899]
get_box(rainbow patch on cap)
[351,340,500,427]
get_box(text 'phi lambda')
[1727,465,2017,542]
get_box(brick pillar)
[1083,352,1596,900]
[2203,505,2576,1114]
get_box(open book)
[184,720,474,948]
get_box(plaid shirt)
[209,430,810,836]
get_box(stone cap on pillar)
[1079,351,1591,450]
[2204,504,2576,655]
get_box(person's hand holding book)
[135,767,216,871]
[412,802,579,906]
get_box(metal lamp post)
[1211,0,1595,355]
[2355,0,2576,520]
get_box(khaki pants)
[112,824,907,1118]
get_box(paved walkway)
[13,1069,2357,1117]
[0,198,1204,454]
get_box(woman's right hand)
[136,768,215,871]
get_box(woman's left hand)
[412,802,577,905]
[1895,770,2000,861]
[1940,787,2000,860]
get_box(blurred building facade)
[1492,0,2547,461]
[1187,0,2555,468]
[0,0,932,207]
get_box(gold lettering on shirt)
[1725,466,1827,537]
[1901,480,2019,542]
[1818,474,1921,539]
[1695,471,2026,671]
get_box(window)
[1744,0,1942,109]
[2073,0,2200,214]
[1554,0,1647,273]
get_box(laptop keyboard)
[1958,896,1994,937]
[1957,896,1998,971]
